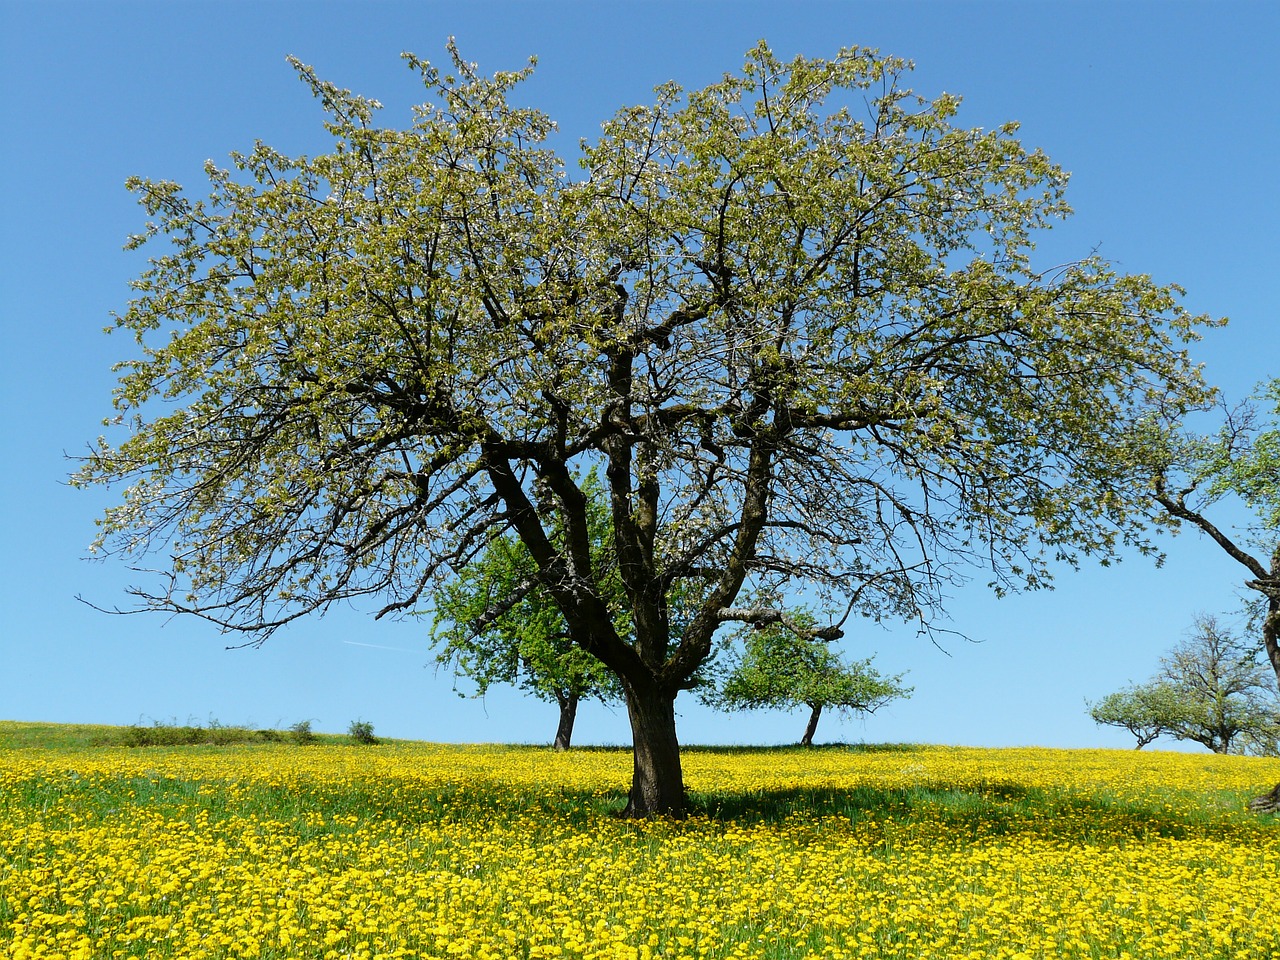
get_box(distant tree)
[75,41,1218,816]
[430,473,624,750]
[1087,682,1187,749]
[1157,615,1279,755]
[716,611,911,746]
[1090,615,1280,754]
[1150,378,1280,693]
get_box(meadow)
[1,722,1277,960]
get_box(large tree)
[77,42,1216,816]
[1149,378,1280,693]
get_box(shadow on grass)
[515,742,924,755]
[690,781,1035,823]
[690,742,924,755]
[682,780,1277,843]
[15,767,1274,847]
[6,724,1271,844]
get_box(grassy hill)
[3,720,1278,959]
[0,718,358,749]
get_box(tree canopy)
[1088,682,1187,750]
[77,41,1217,816]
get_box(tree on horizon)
[429,470,624,750]
[714,610,911,746]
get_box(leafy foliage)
[1151,377,1280,693]
[347,720,378,745]
[716,612,911,744]
[1088,682,1189,750]
[430,472,624,747]
[1198,380,1280,532]
[77,40,1218,814]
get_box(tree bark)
[1263,598,1280,695]
[622,681,686,818]
[1262,546,1280,694]
[800,703,823,747]
[552,692,578,751]
[1249,783,1280,813]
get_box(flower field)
[1,735,1277,960]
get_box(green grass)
[0,719,361,750]
[2,722,1277,959]
[0,720,127,750]
[4,720,1274,834]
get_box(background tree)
[430,472,623,750]
[429,533,620,750]
[1087,682,1188,749]
[715,611,910,746]
[1157,615,1279,755]
[1089,615,1280,754]
[76,42,1217,816]
[1150,378,1280,692]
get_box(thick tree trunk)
[622,683,686,818]
[1263,596,1279,696]
[1263,547,1280,694]
[800,703,823,747]
[552,692,578,752]
[1249,783,1280,813]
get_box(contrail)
[342,640,419,654]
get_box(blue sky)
[1,0,1275,749]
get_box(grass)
[0,718,362,750]
[2,721,1278,960]
[0,720,128,750]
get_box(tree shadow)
[532,741,923,755]
[685,780,1276,843]
[684,742,924,755]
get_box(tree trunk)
[622,682,686,818]
[552,692,578,751]
[1262,547,1280,694]
[1249,783,1280,813]
[800,703,823,747]
[1263,595,1279,696]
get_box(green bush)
[123,719,278,747]
[289,720,317,745]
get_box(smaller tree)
[715,613,911,746]
[1088,682,1188,749]
[347,720,378,745]
[1090,615,1280,754]
[429,473,625,750]
[430,531,622,750]
[1159,615,1279,755]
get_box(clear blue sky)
[1,0,1275,749]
